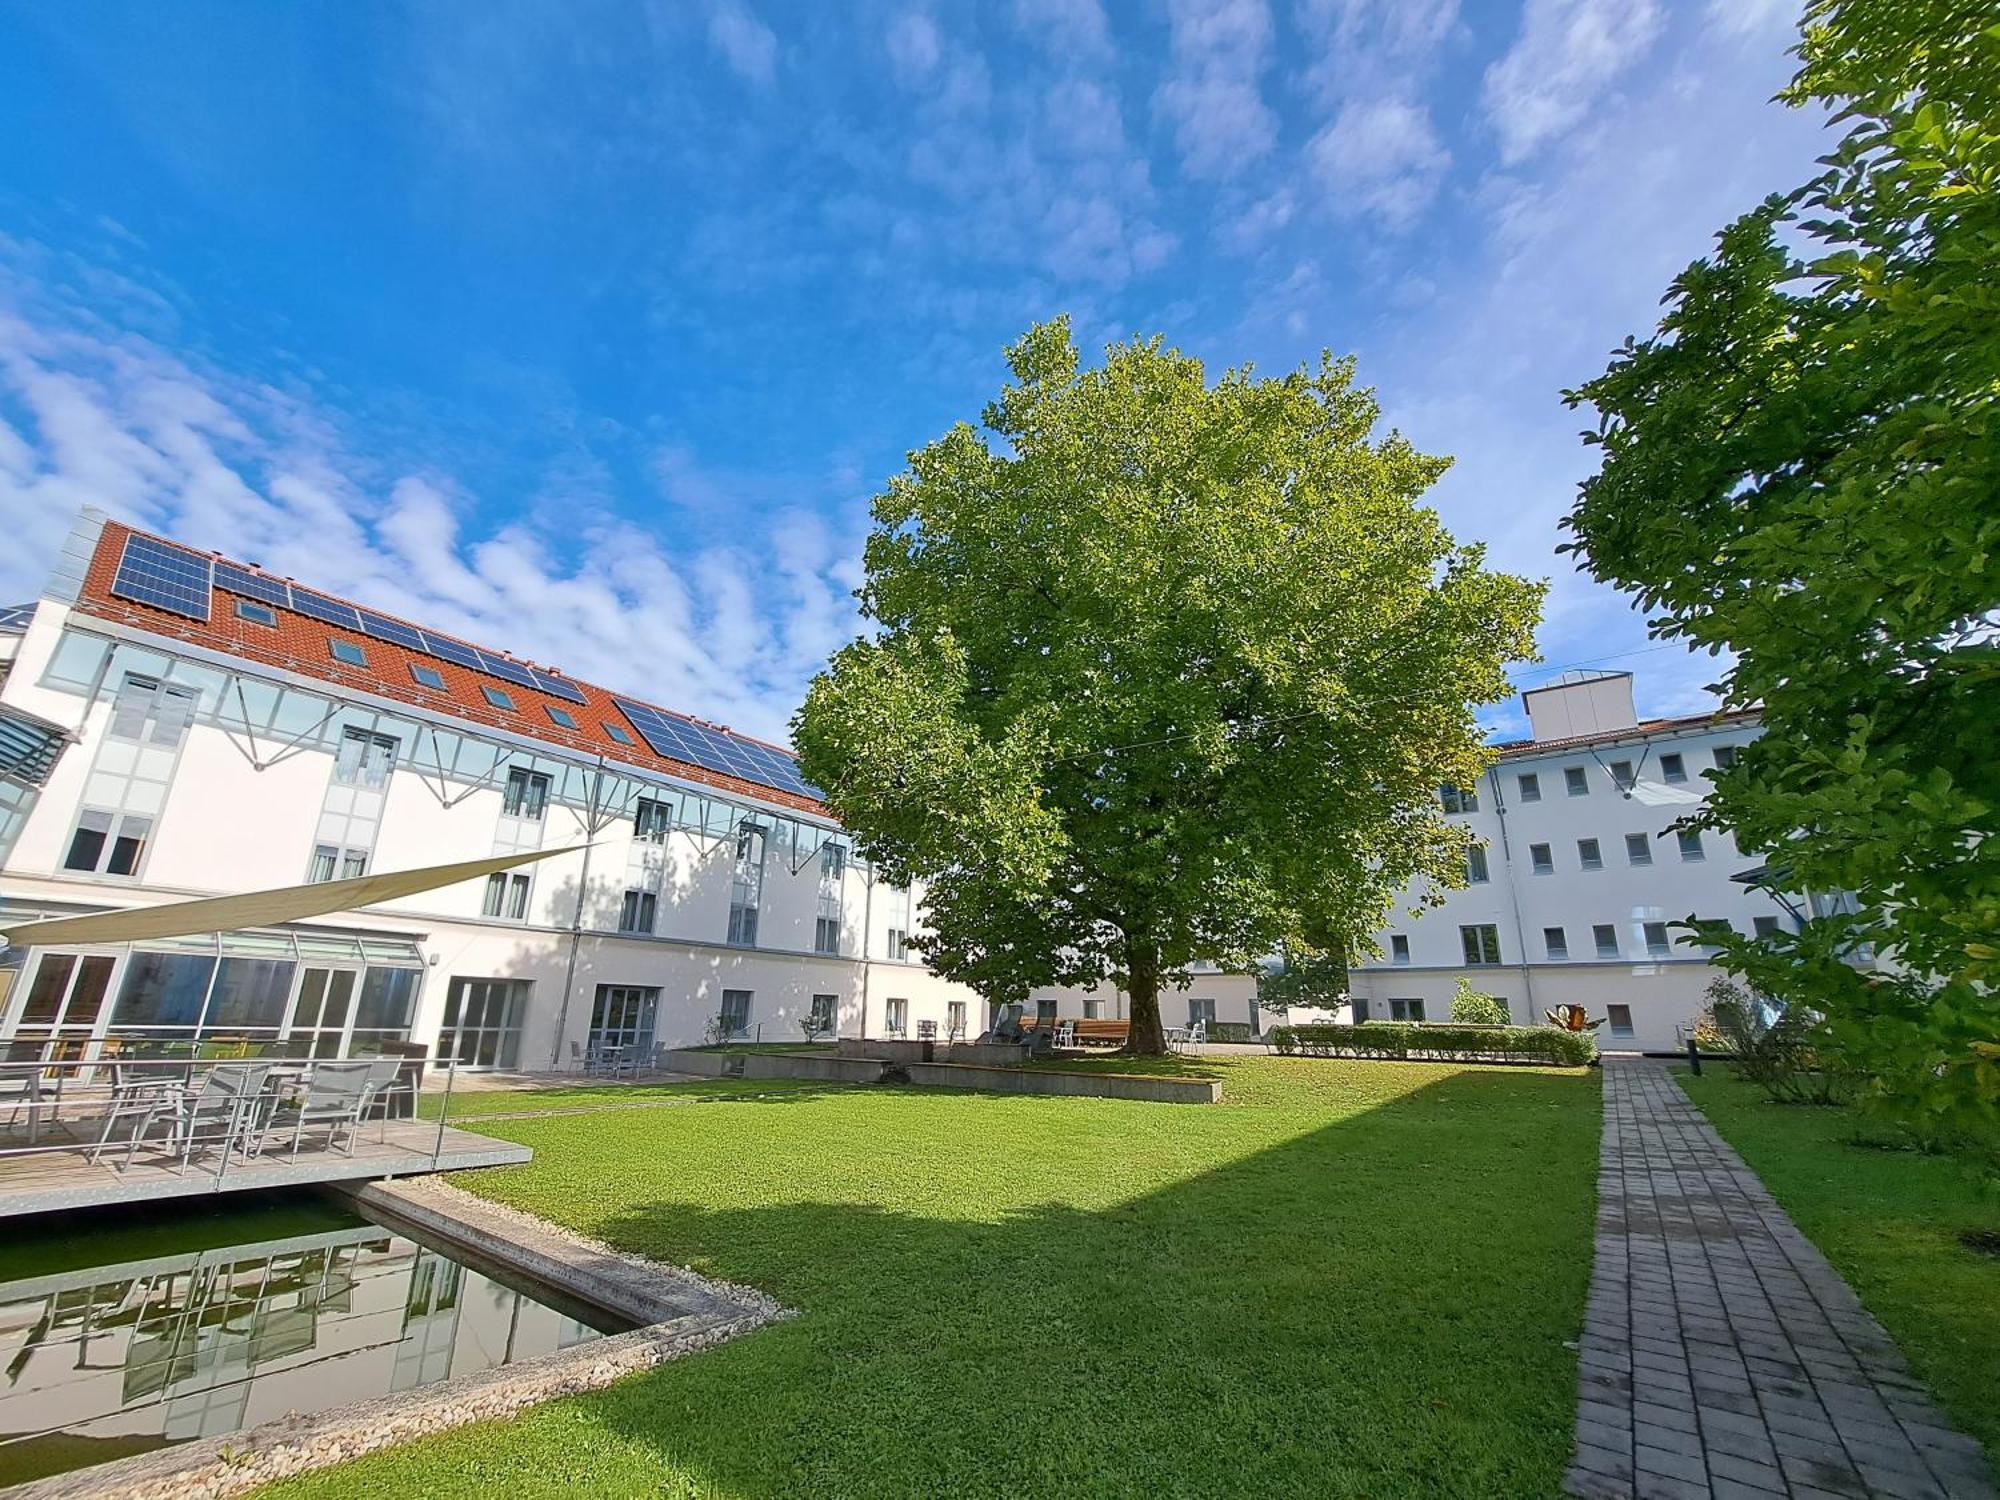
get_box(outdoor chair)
[358,1057,408,1140]
[88,1062,194,1163]
[112,1062,275,1173]
[270,1061,375,1162]
[1052,1020,1077,1050]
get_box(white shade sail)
[0,845,580,952]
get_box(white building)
[1345,671,1789,1051]
[1032,673,1795,1052]
[0,512,982,1074]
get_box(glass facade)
[437,977,529,1069]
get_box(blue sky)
[0,0,1828,743]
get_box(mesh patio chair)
[272,1061,376,1161]
[114,1062,274,1173]
[89,1061,195,1164]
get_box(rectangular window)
[1543,926,1568,960]
[884,997,909,1035]
[484,871,531,921]
[411,663,446,690]
[1083,996,1102,1019]
[329,639,367,667]
[1465,845,1489,883]
[308,843,369,883]
[1713,745,1739,770]
[727,824,764,946]
[619,889,658,934]
[1189,997,1218,1026]
[589,984,658,1057]
[718,988,752,1037]
[1529,842,1553,874]
[1625,832,1652,865]
[1389,934,1410,964]
[815,916,841,954]
[815,841,845,955]
[1389,998,1426,1022]
[546,706,578,729]
[1594,923,1619,958]
[438,977,528,1069]
[1440,786,1478,815]
[809,992,838,1032]
[1607,1003,1635,1038]
[885,928,908,960]
[63,809,151,877]
[502,767,550,820]
[482,685,517,711]
[1565,766,1589,797]
[1659,752,1686,784]
[1752,915,1783,939]
[1517,772,1540,802]
[634,796,673,843]
[1577,838,1603,870]
[334,727,398,788]
[1643,920,1671,957]
[947,999,967,1037]
[603,721,634,745]
[1609,760,1636,791]
[235,599,276,626]
[1677,828,1705,861]
[108,672,197,748]
[1460,924,1502,966]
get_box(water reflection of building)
[0,1221,601,1484]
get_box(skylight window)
[410,664,445,691]
[235,599,277,627]
[603,721,634,745]
[546,706,577,729]
[482,685,516,711]
[329,639,367,668]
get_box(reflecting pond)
[0,1193,622,1487]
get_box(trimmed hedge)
[1200,1021,1258,1043]
[1270,1022,1597,1067]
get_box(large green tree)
[796,319,1541,1053]
[1563,1,1999,1133]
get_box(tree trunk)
[1124,942,1168,1055]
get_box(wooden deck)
[0,1119,532,1218]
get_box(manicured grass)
[419,1076,833,1120]
[270,1058,1600,1499]
[1678,1068,2000,1464]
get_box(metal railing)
[0,1054,435,1189]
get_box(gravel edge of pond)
[3,1176,791,1500]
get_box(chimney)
[1522,670,1639,742]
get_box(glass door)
[284,967,359,1058]
[588,985,657,1056]
[6,953,118,1062]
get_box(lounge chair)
[114,1062,274,1172]
[271,1061,375,1161]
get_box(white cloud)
[1155,0,1277,180]
[1013,0,1112,57]
[1298,0,1462,100]
[0,281,862,745]
[1044,78,1126,158]
[1482,0,1665,164]
[886,10,943,85]
[706,2,777,86]
[1306,98,1448,228]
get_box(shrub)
[1707,978,1848,1105]
[1269,1023,1595,1068]
[1450,979,1510,1027]
[1201,1021,1256,1043]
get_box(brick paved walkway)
[1565,1061,1996,1500]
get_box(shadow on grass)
[284,1065,1600,1500]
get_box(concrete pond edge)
[4,1177,791,1500]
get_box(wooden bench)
[1024,1018,1129,1048]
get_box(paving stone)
[1565,1062,1998,1500]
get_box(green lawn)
[272,1058,1600,1499]
[1677,1068,2000,1463]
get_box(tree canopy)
[796,319,1541,1051]
[1562,0,1999,1136]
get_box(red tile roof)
[72,520,827,816]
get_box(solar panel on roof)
[420,632,484,670]
[612,696,821,800]
[110,535,213,622]
[212,561,292,609]
[357,611,427,650]
[290,589,363,629]
[529,668,587,704]
[475,651,538,690]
